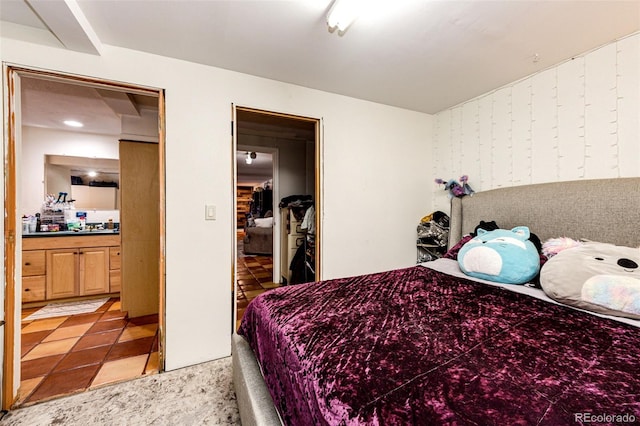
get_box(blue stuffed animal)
[458,226,540,284]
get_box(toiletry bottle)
[35,213,41,232]
[108,218,114,230]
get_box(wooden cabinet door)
[109,246,121,270]
[120,140,159,317]
[79,247,110,296]
[46,249,78,299]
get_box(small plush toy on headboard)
[435,175,475,199]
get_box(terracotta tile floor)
[19,298,159,407]
[236,231,279,329]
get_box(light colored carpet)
[24,297,110,321]
[1,357,240,425]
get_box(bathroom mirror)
[45,155,120,209]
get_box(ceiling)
[1,0,638,115]
[20,76,158,135]
[236,151,273,186]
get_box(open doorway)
[234,107,320,329]
[4,67,165,408]
[235,149,276,330]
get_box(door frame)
[2,65,167,409]
[232,105,322,326]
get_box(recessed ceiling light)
[245,151,257,165]
[64,120,84,128]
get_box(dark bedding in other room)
[238,265,640,425]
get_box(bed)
[233,177,640,425]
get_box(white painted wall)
[1,35,432,388]
[432,33,640,212]
[321,101,433,279]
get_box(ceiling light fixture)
[327,0,366,34]
[245,151,257,165]
[63,120,84,128]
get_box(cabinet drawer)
[23,276,46,302]
[109,270,121,293]
[288,235,305,249]
[287,209,305,235]
[292,223,304,235]
[110,246,121,270]
[22,250,46,276]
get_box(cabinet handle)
[25,262,31,266]
[24,288,30,292]
[117,252,120,256]
[79,251,84,254]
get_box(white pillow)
[254,217,273,228]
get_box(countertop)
[23,230,120,238]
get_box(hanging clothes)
[301,205,315,235]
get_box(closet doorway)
[233,107,321,329]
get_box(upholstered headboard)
[449,178,640,248]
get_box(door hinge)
[231,121,234,136]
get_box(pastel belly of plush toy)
[457,226,540,284]
[582,275,640,315]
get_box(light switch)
[205,205,216,220]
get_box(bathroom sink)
[66,229,119,235]
[23,229,119,237]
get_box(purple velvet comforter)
[238,265,640,425]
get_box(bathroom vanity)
[22,231,121,305]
